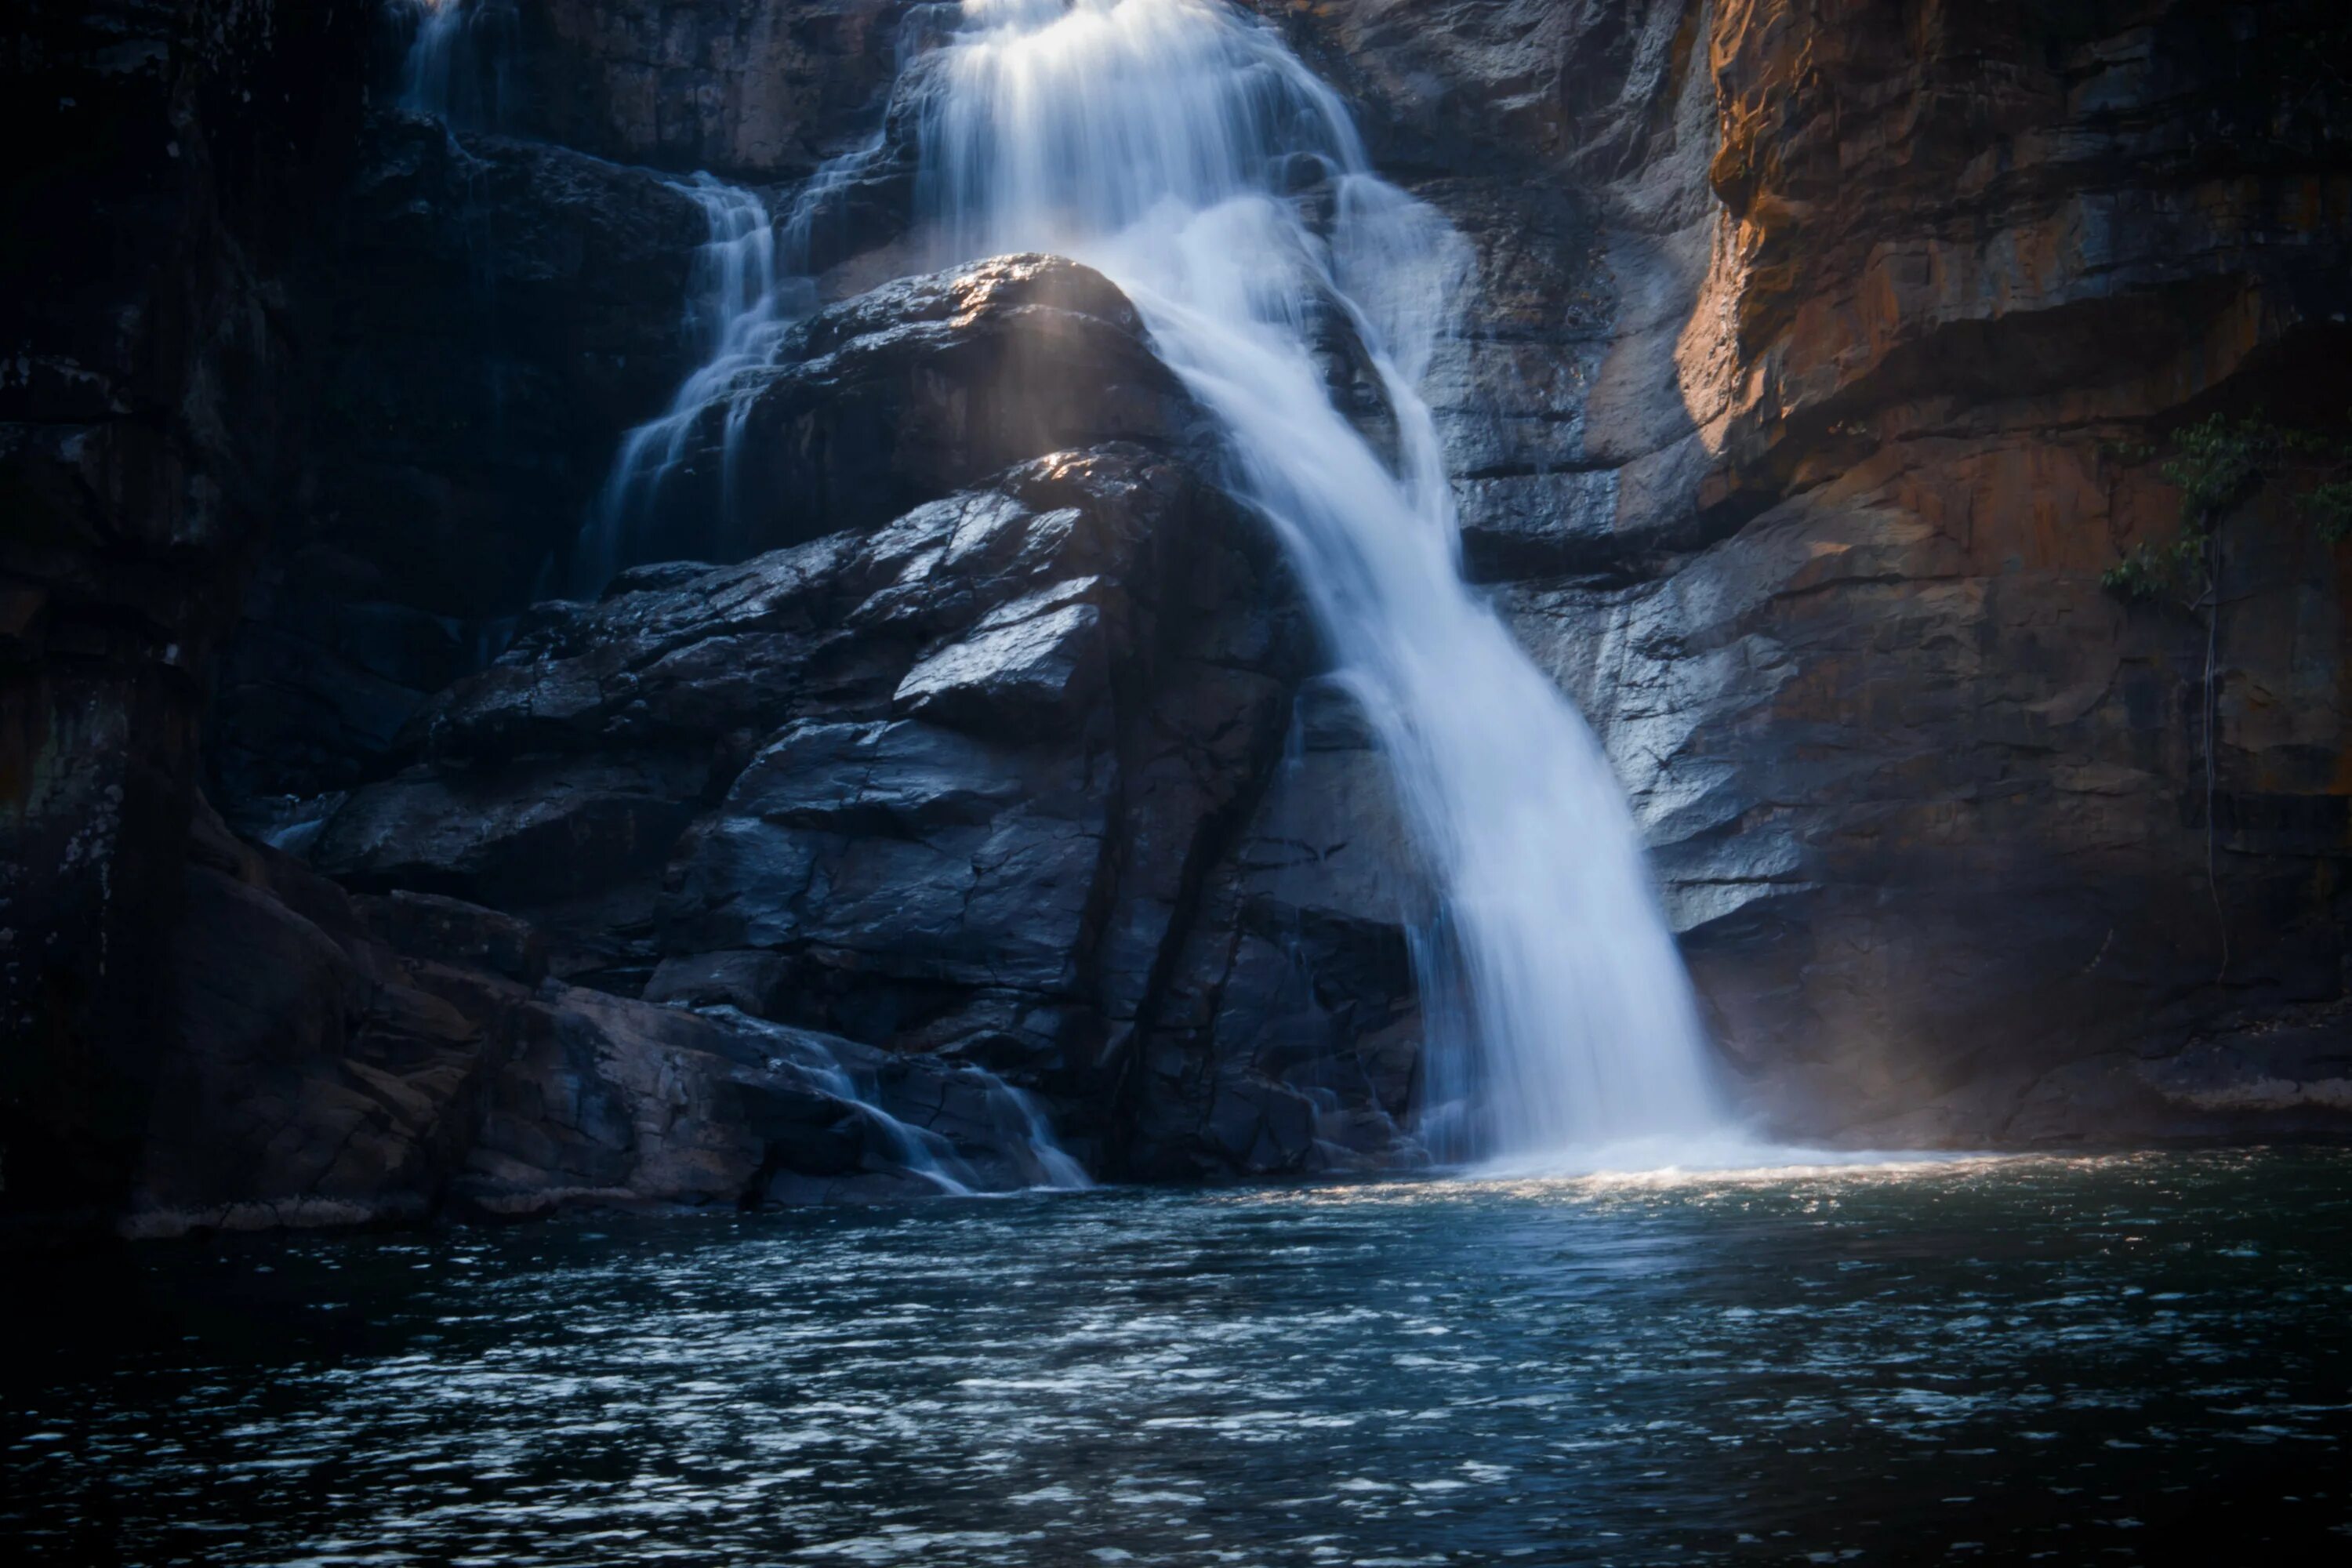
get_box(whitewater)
[912,0,1726,1164]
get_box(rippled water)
[9,1151,2350,1564]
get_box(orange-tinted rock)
[1273,0,2352,1143]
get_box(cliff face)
[5,0,2350,1235]
[2,0,378,1219]
[1261,0,2352,1141]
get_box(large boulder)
[601,254,1209,569]
[292,244,1438,1177]
[124,797,1086,1238]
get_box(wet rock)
[126,798,1084,1236]
[1124,681,1432,1179]
[643,949,793,1013]
[129,805,507,1237]
[1269,0,2352,1146]
[357,890,551,985]
[893,592,1110,740]
[313,753,712,907]
[615,255,1209,568]
[277,238,1322,1174]
[506,0,914,180]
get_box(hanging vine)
[2101,409,2352,981]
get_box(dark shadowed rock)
[211,114,717,813]
[357,890,552,985]
[2,0,379,1229]
[505,0,915,180]
[125,798,1086,1236]
[1123,679,1432,1178]
[612,255,1210,568]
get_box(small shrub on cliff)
[2303,479,2352,543]
[2103,531,2208,603]
[2102,411,2352,601]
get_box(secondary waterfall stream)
[576,176,783,593]
[915,0,1723,1163]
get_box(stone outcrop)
[2,0,379,1227]
[408,0,916,179]
[597,254,1209,565]
[213,115,713,813]
[127,795,1079,1238]
[299,251,1424,1179]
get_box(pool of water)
[8,1150,2350,1564]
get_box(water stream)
[913,0,1722,1164]
[575,176,786,593]
[397,0,514,127]
[446,0,1734,1166]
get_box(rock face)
[129,797,1080,1237]
[2,0,378,1225]
[213,115,713,811]
[1260,0,2352,1143]
[7,0,2351,1237]
[598,254,1209,565]
[301,250,1424,1178]
[407,0,915,178]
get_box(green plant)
[2303,480,2352,543]
[2102,410,2352,602]
[2100,531,2208,604]
[2097,408,2352,982]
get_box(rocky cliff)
[5,0,2350,1238]
[1252,0,2352,1144]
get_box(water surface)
[9,1150,2350,1563]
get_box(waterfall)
[576,176,787,592]
[573,138,892,592]
[747,1014,1094,1192]
[912,0,1727,1165]
[397,0,513,128]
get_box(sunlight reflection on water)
[5,1149,2349,1565]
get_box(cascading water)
[397,0,513,127]
[912,0,1727,1166]
[772,1026,1094,1194]
[574,140,886,591]
[576,176,786,593]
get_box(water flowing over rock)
[911,0,1726,1163]
[6,0,2351,1236]
[1261,0,2352,1145]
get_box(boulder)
[606,254,1210,568]
[125,798,1089,1237]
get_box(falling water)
[913,0,1726,1164]
[573,133,897,592]
[397,0,513,127]
[575,176,786,592]
[781,1029,1093,1193]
